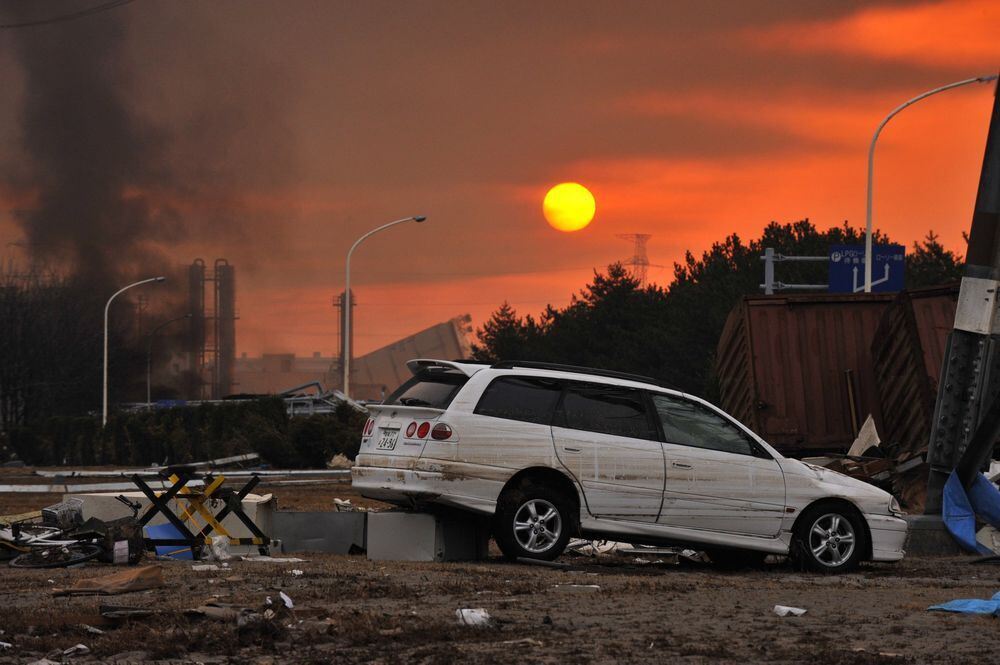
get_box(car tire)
[494,481,574,561]
[705,548,767,570]
[793,504,866,574]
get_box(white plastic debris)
[0,641,11,649]
[290,569,304,576]
[112,540,130,565]
[79,625,104,635]
[456,608,492,627]
[242,555,306,563]
[209,535,232,562]
[554,584,602,593]
[192,564,220,572]
[279,591,294,609]
[773,605,807,617]
[62,644,90,657]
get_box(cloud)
[746,0,1000,68]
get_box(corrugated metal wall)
[871,285,958,459]
[717,293,895,454]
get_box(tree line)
[4,398,366,468]
[471,219,963,400]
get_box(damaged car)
[352,359,908,572]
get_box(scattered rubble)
[52,565,165,596]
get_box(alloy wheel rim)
[513,499,562,554]
[808,513,856,567]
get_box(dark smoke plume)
[6,3,179,292]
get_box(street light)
[342,215,427,399]
[146,314,192,408]
[864,74,998,293]
[103,276,166,426]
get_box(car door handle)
[562,447,581,453]
[671,461,692,469]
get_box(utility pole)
[924,76,1000,513]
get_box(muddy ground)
[3,470,1000,663]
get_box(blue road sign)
[828,244,905,294]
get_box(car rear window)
[384,370,468,408]
[557,382,657,441]
[474,376,563,424]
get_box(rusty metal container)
[716,292,895,455]
[871,284,959,460]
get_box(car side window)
[651,394,754,456]
[557,383,657,440]
[474,376,563,425]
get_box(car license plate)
[377,428,399,451]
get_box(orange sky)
[2,0,999,357]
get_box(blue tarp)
[942,471,1000,555]
[929,591,1000,616]
[144,523,194,560]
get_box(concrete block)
[367,511,489,562]
[273,511,366,554]
[904,514,964,556]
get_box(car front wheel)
[794,506,866,573]
[494,483,573,561]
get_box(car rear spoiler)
[367,403,445,417]
[405,359,486,377]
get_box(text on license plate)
[377,428,399,450]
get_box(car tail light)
[416,422,431,438]
[405,421,417,437]
[431,423,453,440]
[363,418,375,436]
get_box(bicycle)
[3,495,142,569]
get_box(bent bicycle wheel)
[9,543,102,569]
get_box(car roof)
[406,358,682,396]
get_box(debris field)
[3,468,998,664]
[2,548,1000,661]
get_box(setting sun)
[543,182,596,232]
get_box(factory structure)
[186,259,238,400]
[154,259,472,403]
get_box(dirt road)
[0,552,996,664]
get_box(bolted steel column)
[925,76,1000,513]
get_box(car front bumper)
[865,513,908,562]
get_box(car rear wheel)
[494,482,573,561]
[794,505,866,573]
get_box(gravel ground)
[3,468,998,663]
[1,552,998,663]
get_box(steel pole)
[864,75,998,292]
[342,215,427,399]
[102,276,165,426]
[925,76,1000,512]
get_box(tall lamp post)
[343,215,427,399]
[146,314,192,408]
[864,74,998,292]
[103,276,166,426]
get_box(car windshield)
[384,369,468,408]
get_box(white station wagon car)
[352,359,908,572]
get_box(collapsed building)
[233,315,473,402]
